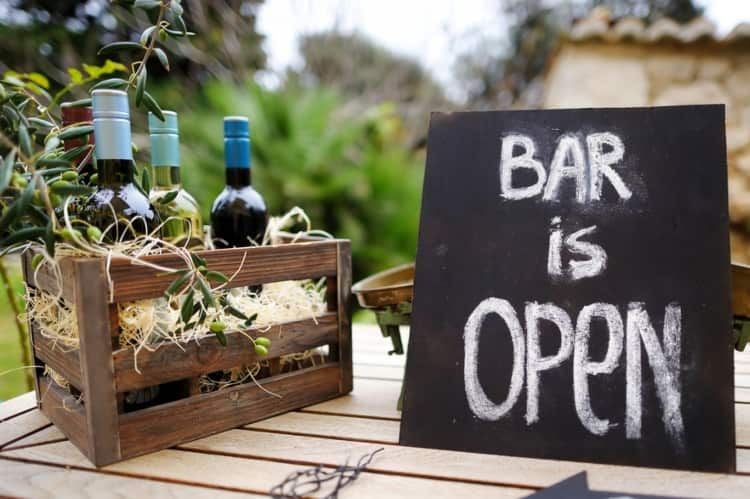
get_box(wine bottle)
[148,111,203,248]
[80,89,160,241]
[60,103,95,182]
[210,117,268,247]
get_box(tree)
[0,0,266,91]
[297,32,451,147]
[456,0,704,108]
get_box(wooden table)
[1,324,749,498]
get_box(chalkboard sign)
[524,472,679,498]
[400,106,735,472]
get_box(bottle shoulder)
[211,185,266,211]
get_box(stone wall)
[544,42,750,262]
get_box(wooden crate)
[21,240,352,466]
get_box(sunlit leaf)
[164,270,190,297]
[28,117,54,129]
[68,68,84,85]
[27,72,49,89]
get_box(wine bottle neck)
[98,159,136,186]
[226,168,251,188]
[153,165,182,189]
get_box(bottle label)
[95,118,133,160]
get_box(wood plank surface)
[302,377,402,420]
[3,424,65,450]
[0,409,50,448]
[118,363,343,460]
[0,456,256,498]
[336,241,354,394]
[112,314,338,391]
[1,442,526,499]
[180,430,750,498]
[108,241,339,302]
[0,324,748,499]
[247,411,401,444]
[0,391,36,422]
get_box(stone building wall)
[543,17,750,262]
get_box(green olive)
[86,226,103,242]
[254,344,269,356]
[209,321,226,333]
[62,171,78,181]
[255,336,271,348]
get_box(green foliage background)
[153,80,424,280]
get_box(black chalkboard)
[399,106,735,472]
[524,472,685,498]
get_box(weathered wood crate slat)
[22,240,353,466]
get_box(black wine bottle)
[210,117,268,247]
[80,89,160,241]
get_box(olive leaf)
[58,125,93,140]
[141,91,164,121]
[141,166,151,193]
[44,218,55,257]
[197,277,215,308]
[156,190,178,204]
[134,0,163,9]
[139,26,157,45]
[214,329,227,346]
[163,270,191,297]
[135,68,147,106]
[205,271,229,283]
[154,48,170,71]
[18,124,32,157]
[36,158,72,168]
[90,78,129,90]
[0,150,16,193]
[58,145,89,162]
[191,253,207,268]
[28,117,54,129]
[0,226,46,249]
[98,42,146,56]
[181,289,195,323]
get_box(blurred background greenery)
[0,0,705,398]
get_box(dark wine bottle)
[60,103,95,182]
[148,111,203,248]
[210,117,268,247]
[80,89,160,242]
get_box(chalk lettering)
[525,302,575,425]
[499,132,632,202]
[547,218,607,281]
[462,299,685,446]
[499,134,547,200]
[626,302,685,451]
[573,303,624,435]
[464,298,525,421]
[543,134,588,203]
[587,132,632,201]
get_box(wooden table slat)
[0,324,748,498]
[0,456,258,498]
